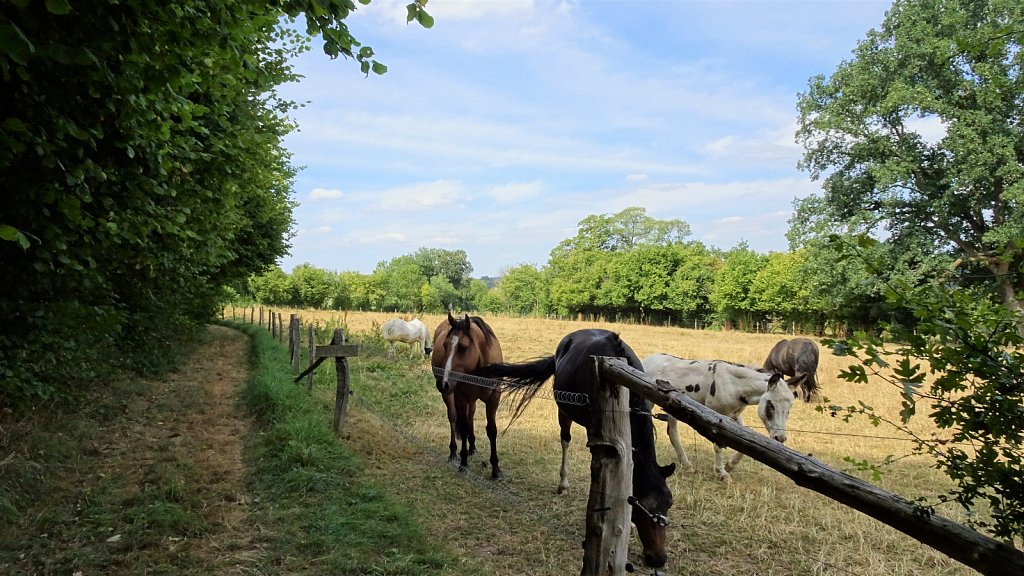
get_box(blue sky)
[277,0,893,278]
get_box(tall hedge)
[0,1,313,407]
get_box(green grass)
[236,322,477,575]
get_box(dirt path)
[163,324,260,573]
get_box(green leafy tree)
[825,239,1024,540]
[796,0,1024,328]
[494,264,549,315]
[710,243,768,330]
[290,263,339,309]
[250,266,294,305]
[665,242,721,322]
[372,256,428,312]
[421,275,458,313]
[789,197,955,334]
[0,0,433,407]
[463,278,493,312]
[412,247,474,291]
[547,250,610,317]
[553,206,691,255]
[340,271,374,310]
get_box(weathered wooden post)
[306,325,315,392]
[290,314,301,374]
[249,306,254,325]
[259,306,264,329]
[580,356,632,576]
[292,329,360,434]
[270,311,277,339]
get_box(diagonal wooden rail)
[595,356,1024,576]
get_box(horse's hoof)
[556,486,568,495]
[492,469,504,480]
[717,473,732,483]
[458,464,468,474]
[448,455,458,464]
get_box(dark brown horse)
[763,337,820,402]
[478,329,675,568]
[430,313,504,479]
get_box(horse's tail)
[478,356,556,429]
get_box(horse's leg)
[557,411,572,494]
[724,414,746,473]
[457,398,471,472]
[444,393,458,463]
[666,417,694,471]
[465,398,478,457]
[713,443,732,482]
[485,395,502,480]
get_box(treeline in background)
[235,206,975,336]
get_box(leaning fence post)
[332,329,351,433]
[307,325,315,392]
[580,355,632,576]
[290,314,301,374]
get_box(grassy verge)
[0,334,216,575]
[236,322,476,575]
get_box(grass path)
[1,325,261,575]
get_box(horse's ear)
[659,463,676,478]
[448,311,456,325]
[767,373,782,388]
[463,313,470,323]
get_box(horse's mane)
[468,316,497,343]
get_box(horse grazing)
[763,337,820,402]
[381,318,432,359]
[430,313,504,479]
[642,354,807,482]
[478,329,675,569]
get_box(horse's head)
[431,312,485,394]
[757,372,803,443]
[630,461,675,568]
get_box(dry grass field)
[232,307,999,575]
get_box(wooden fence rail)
[594,356,1024,576]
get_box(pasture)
[289,310,983,575]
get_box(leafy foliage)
[796,0,1024,326]
[824,237,1024,540]
[0,0,433,408]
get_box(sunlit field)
[230,307,997,575]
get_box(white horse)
[641,354,807,482]
[381,318,431,359]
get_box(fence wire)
[431,366,590,406]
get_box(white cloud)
[309,187,344,200]
[487,181,543,202]
[374,179,466,211]
[704,135,734,155]
[358,232,407,244]
[907,115,947,146]
[311,225,333,234]
[626,174,648,182]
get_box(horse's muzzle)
[644,550,668,568]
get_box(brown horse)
[478,329,675,568]
[430,313,504,479]
[763,337,820,402]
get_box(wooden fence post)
[307,325,315,392]
[271,311,277,339]
[580,356,632,576]
[332,329,351,433]
[259,306,264,329]
[290,314,301,374]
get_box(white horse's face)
[757,375,796,443]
